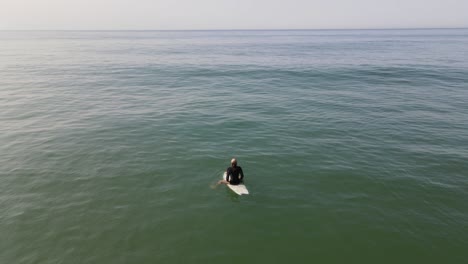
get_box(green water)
[1,29,468,263]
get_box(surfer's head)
[231,158,237,167]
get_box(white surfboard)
[223,172,249,195]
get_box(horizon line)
[1,27,467,32]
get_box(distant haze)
[1,0,467,30]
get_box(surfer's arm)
[226,168,231,181]
[239,167,244,181]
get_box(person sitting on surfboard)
[218,158,244,185]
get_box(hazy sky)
[1,0,467,30]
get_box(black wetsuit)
[226,166,244,185]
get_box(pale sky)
[1,0,467,30]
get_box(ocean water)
[1,29,468,263]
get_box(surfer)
[218,158,244,185]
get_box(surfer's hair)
[231,158,237,165]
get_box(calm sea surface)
[1,29,468,263]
